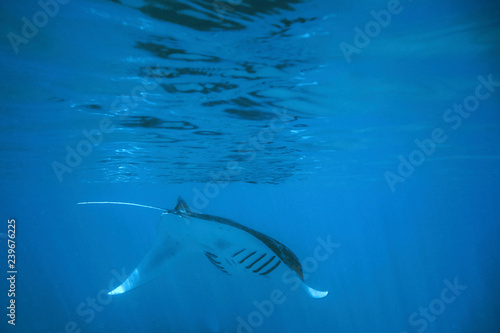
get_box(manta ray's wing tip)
[304,285,329,299]
[108,285,126,296]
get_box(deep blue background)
[1,0,499,332]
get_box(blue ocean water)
[1,0,499,332]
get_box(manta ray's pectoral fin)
[109,240,181,295]
[109,216,181,295]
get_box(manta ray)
[78,197,328,299]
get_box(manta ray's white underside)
[79,198,328,299]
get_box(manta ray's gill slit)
[239,251,257,264]
[232,249,245,257]
[260,261,281,276]
[208,260,229,275]
[210,257,222,265]
[205,251,218,258]
[204,252,222,265]
[220,266,230,275]
[253,255,276,273]
[205,254,227,273]
[246,253,266,269]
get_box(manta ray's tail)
[77,201,170,212]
